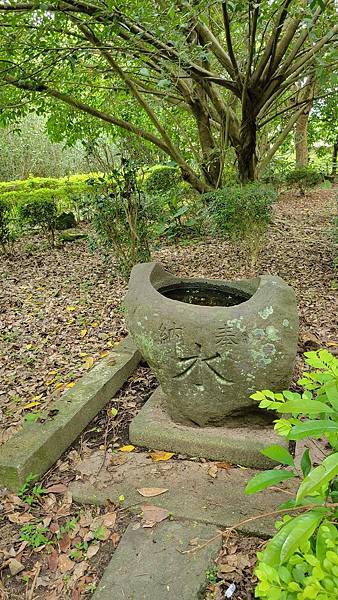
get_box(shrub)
[143,164,181,195]
[285,167,324,195]
[17,195,58,246]
[0,197,11,253]
[83,159,151,277]
[246,350,338,599]
[205,182,277,263]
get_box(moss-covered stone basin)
[125,262,299,427]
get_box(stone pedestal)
[129,387,287,469]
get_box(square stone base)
[129,387,287,469]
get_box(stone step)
[92,520,222,600]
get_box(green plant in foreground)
[246,350,338,599]
[19,523,51,549]
[18,473,47,506]
[285,167,323,196]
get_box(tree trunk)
[236,110,257,183]
[332,135,338,178]
[294,77,315,167]
[295,111,310,167]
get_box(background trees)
[0,1,337,191]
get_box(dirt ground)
[0,187,336,598]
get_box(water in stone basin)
[159,282,251,307]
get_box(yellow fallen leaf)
[91,322,98,327]
[32,394,43,401]
[118,445,135,452]
[67,319,75,325]
[25,344,33,350]
[49,370,58,376]
[23,401,41,410]
[113,341,120,346]
[84,356,94,370]
[66,382,75,389]
[137,488,168,498]
[149,451,175,462]
[79,351,87,357]
[80,329,88,337]
[66,305,77,312]
[100,352,109,358]
[208,464,218,478]
[47,378,56,386]
[55,382,64,390]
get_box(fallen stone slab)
[0,337,140,491]
[70,451,296,537]
[129,387,286,469]
[92,520,222,600]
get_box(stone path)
[70,451,296,599]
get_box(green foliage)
[19,523,50,549]
[246,350,338,599]
[17,195,58,246]
[285,167,324,195]
[205,183,277,262]
[0,197,11,252]
[83,159,151,277]
[143,164,203,240]
[18,473,47,506]
[255,520,338,599]
[144,165,181,194]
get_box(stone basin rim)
[149,274,263,312]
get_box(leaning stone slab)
[0,337,140,491]
[70,451,296,537]
[129,387,287,469]
[92,520,222,600]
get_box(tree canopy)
[0,0,337,191]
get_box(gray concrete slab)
[70,452,296,537]
[0,337,140,490]
[129,387,287,469]
[92,520,222,600]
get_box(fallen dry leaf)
[8,512,34,524]
[216,462,232,470]
[58,554,75,574]
[83,356,94,370]
[47,550,59,573]
[8,558,25,576]
[101,512,117,528]
[111,533,120,548]
[46,483,68,494]
[208,464,218,478]
[118,445,135,452]
[86,544,100,559]
[137,488,168,498]
[59,533,71,553]
[149,451,175,462]
[141,505,170,527]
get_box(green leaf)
[289,420,338,440]
[277,399,334,415]
[316,521,338,561]
[245,469,296,495]
[300,448,312,477]
[296,453,338,503]
[262,509,326,568]
[280,509,327,562]
[325,382,338,410]
[261,445,295,466]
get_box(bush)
[285,167,324,195]
[246,350,338,599]
[17,196,58,246]
[143,164,203,240]
[0,197,11,253]
[83,160,151,277]
[205,182,277,263]
[143,164,181,194]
